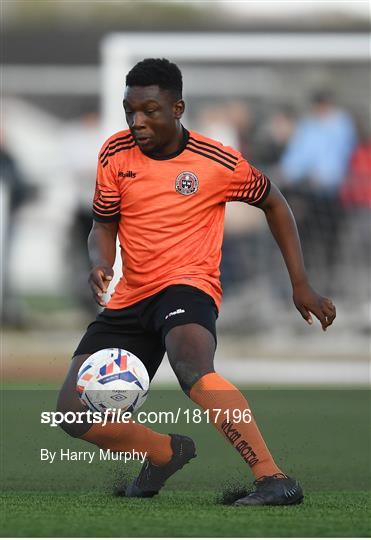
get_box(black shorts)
[73,285,218,381]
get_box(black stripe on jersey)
[252,182,267,199]
[93,209,120,218]
[98,192,120,200]
[186,146,235,171]
[93,200,120,212]
[189,137,238,162]
[229,176,271,206]
[238,176,262,199]
[249,178,271,206]
[94,192,120,205]
[232,180,261,201]
[102,142,137,167]
[187,141,238,167]
[98,189,119,196]
[246,171,268,200]
[100,133,134,160]
[100,136,135,164]
[93,210,121,223]
[93,206,120,217]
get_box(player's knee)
[59,420,83,438]
[167,342,207,394]
[166,326,215,395]
[57,411,90,439]
[56,353,92,438]
[172,362,214,396]
[56,393,88,439]
[55,404,80,438]
[173,363,198,395]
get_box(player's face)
[123,85,184,156]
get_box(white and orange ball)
[76,348,149,414]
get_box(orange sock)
[81,420,172,466]
[190,372,283,479]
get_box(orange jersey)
[92,128,270,310]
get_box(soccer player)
[57,58,336,506]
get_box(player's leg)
[165,323,303,505]
[165,322,283,477]
[154,286,281,477]
[57,309,196,497]
[153,286,303,505]
[57,321,172,465]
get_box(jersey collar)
[140,126,189,161]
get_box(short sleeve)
[92,148,121,223]
[225,157,271,206]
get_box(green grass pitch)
[1,387,370,537]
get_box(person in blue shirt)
[280,91,357,291]
[281,90,357,193]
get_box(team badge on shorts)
[175,171,199,196]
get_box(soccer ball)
[76,348,149,414]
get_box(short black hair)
[126,58,183,100]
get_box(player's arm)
[88,220,118,307]
[89,137,122,307]
[258,182,336,331]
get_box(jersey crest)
[175,171,199,196]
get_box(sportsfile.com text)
[41,408,252,427]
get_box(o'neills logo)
[118,170,136,178]
[175,171,198,196]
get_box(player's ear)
[173,100,185,119]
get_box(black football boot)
[125,434,196,498]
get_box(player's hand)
[293,282,336,331]
[88,266,114,307]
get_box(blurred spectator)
[197,100,254,151]
[197,101,267,291]
[340,129,371,209]
[1,142,37,326]
[281,91,357,192]
[338,124,371,318]
[279,91,357,292]
[225,100,253,159]
[61,112,101,314]
[254,105,296,170]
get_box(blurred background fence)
[1,1,370,384]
